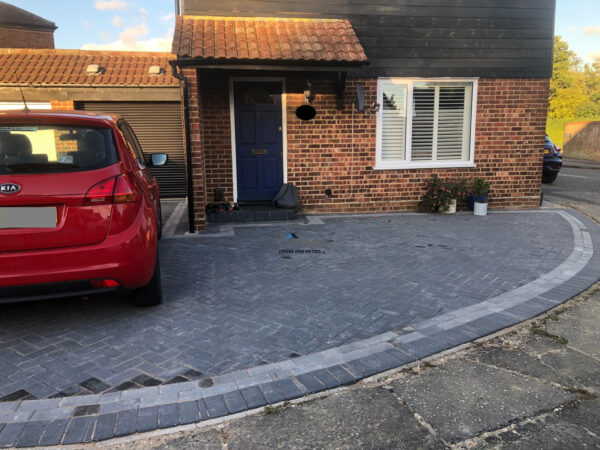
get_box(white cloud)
[82,25,173,52]
[83,19,93,29]
[161,13,175,22]
[122,24,149,43]
[583,25,600,37]
[139,7,148,15]
[569,25,579,33]
[94,0,128,11]
[111,15,122,27]
[588,50,600,61]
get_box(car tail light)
[113,174,140,204]
[83,177,116,205]
[84,174,140,205]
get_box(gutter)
[169,61,195,234]
[170,58,369,73]
[0,83,178,88]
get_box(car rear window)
[0,125,118,174]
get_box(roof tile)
[0,49,178,86]
[172,16,367,64]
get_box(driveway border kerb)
[1,209,599,448]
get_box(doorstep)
[207,204,301,224]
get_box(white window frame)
[375,78,478,170]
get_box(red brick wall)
[189,72,549,229]
[199,75,235,204]
[184,68,208,231]
[0,26,54,49]
[564,121,600,161]
[50,101,75,110]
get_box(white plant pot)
[442,198,457,214]
[474,201,488,216]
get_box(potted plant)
[419,176,452,213]
[474,197,488,216]
[445,180,468,214]
[468,178,490,211]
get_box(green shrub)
[419,176,457,213]
[470,178,490,196]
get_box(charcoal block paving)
[178,401,199,425]
[239,386,268,409]
[0,211,598,447]
[203,395,229,418]
[159,403,179,429]
[0,212,579,400]
[137,406,159,433]
[93,413,117,441]
[114,409,138,437]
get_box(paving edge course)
[0,209,599,448]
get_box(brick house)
[171,0,555,231]
[0,1,56,49]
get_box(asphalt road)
[543,166,600,206]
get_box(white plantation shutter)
[381,84,407,161]
[377,79,475,167]
[437,86,471,161]
[411,87,436,161]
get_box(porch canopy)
[171,16,368,71]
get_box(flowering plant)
[449,180,469,201]
[419,177,469,212]
[419,176,452,212]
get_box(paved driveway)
[0,211,576,402]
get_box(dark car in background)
[543,134,562,184]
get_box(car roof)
[0,109,120,127]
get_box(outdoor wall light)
[367,102,381,114]
[303,78,315,103]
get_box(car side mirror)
[150,153,168,166]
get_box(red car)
[0,110,167,306]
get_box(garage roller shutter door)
[82,102,187,198]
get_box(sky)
[9,0,176,52]
[6,0,600,62]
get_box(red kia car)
[0,110,167,306]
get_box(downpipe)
[170,61,195,234]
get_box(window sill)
[374,162,476,171]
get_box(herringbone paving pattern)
[0,213,573,400]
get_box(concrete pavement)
[562,158,600,170]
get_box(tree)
[549,36,591,119]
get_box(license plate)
[0,207,57,229]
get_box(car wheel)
[542,172,558,184]
[133,254,163,306]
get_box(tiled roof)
[0,49,179,87]
[172,16,368,64]
[0,1,56,30]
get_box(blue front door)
[234,82,284,202]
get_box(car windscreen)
[0,125,118,174]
